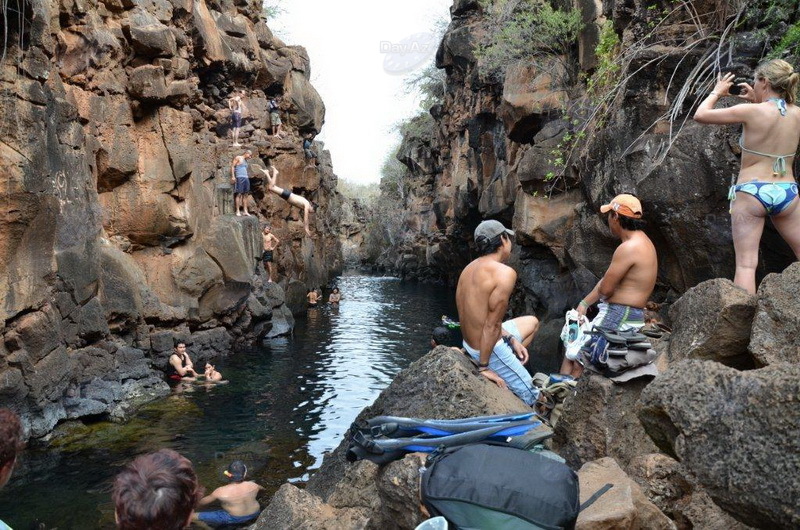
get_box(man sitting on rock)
[166,342,198,383]
[257,159,315,237]
[455,220,542,406]
[560,194,658,379]
[193,460,262,527]
[113,449,202,530]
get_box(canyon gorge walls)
[0,0,343,436]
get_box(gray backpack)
[421,444,580,530]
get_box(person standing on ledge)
[228,89,247,147]
[694,60,800,294]
[560,194,657,379]
[268,96,283,137]
[302,132,318,169]
[262,224,280,282]
[455,220,542,406]
[230,149,253,217]
[257,159,315,237]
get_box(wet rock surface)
[0,0,342,437]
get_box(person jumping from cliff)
[228,89,247,147]
[262,224,280,282]
[268,96,283,137]
[166,342,198,383]
[455,220,543,406]
[559,194,657,379]
[231,150,253,217]
[256,158,315,237]
[193,460,262,527]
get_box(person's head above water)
[332,287,339,294]
[0,409,23,490]
[113,449,202,530]
[600,193,647,233]
[431,326,450,347]
[474,219,514,256]
[224,460,247,483]
[174,342,187,354]
[755,59,800,104]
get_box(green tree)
[475,0,583,79]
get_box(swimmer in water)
[204,363,223,382]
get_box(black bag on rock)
[421,444,580,530]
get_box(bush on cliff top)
[475,0,583,80]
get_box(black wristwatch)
[478,361,489,371]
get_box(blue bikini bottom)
[729,181,799,215]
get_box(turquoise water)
[0,275,459,529]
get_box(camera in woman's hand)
[728,78,749,96]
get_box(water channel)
[1,275,461,529]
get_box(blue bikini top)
[739,98,795,176]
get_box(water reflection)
[0,275,457,529]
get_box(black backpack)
[421,444,580,530]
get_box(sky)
[270,0,453,184]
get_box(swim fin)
[356,412,537,438]
[346,417,553,464]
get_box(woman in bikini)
[694,59,800,294]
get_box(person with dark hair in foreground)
[0,408,23,529]
[560,194,657,378]
[113,449,202,530]
[166,342,197,383]
[456,220,542,406]
[193,460,262,526]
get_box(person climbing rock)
[228,89,247,147]
[302,132,318,168]
[262,224,280,282]
[256,158,316,237]
[193,461,262,527]
[268,96,282,137]
[560,194,657,379]
[455,220,543,406]
[694,60,800,294]
[230,149,253,217]
[166,342,198,383]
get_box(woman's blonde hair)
[755,59,800,104]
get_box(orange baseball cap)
[600,194,643,219]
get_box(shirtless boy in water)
[256,160,315,236]
[194,461,262,527]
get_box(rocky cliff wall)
[0,0,342,437]
[383,0,799,320]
